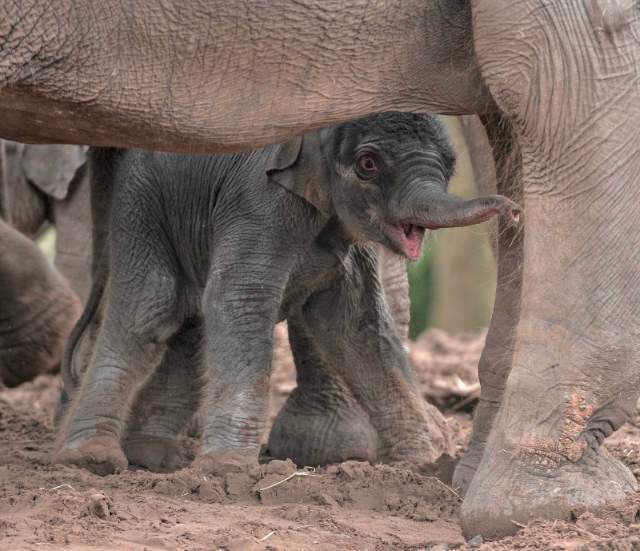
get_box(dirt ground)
[2,327,640,550]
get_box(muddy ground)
[2,327,640,550]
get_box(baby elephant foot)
[192,450,260,476]
[375,400,453,467]
[53,435,128,476]
[124,437,188,473]
[267,387,378,466]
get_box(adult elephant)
[0,218,81,387]
[0,141,87,387]
[1,141,92,302]
[1,0,639,539]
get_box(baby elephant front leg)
[194,258,293,473]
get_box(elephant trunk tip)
[406,192,523,231]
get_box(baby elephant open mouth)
[397,223,427,261]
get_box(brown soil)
[2,326,640,550]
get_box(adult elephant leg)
[123,319,203,472]
[462,0,640,538]
[52,166,92,304]
[268,315,378,466]
[452,113,523,492]
[1,141,48,237]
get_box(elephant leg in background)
[0,219,81,387]
[452,113,523,492]
[55,286,105,425]
[461,1,640,538]
[1,141,48,237]
[57,152,111,422]
[268,315,378,466]
[298,247,452,465]
[51,167,92,304]
[123,319,204,472]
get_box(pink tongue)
[403,227,424,260]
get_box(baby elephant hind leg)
[267,316,378,466]
[53,267,179,476]
[301,248,453,466]
[123,319,204,472]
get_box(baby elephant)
[55,112,520,475]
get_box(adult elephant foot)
[462,443,636,539]
[459,321,640,539]
[267,383,378,466]
[53,436,128,476]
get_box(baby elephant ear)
[266,134,331,214]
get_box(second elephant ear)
[22,145,87,200]
[266,134,331,214]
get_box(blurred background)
[407,116,496,339]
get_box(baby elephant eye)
[355,153,379,180]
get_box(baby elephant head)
[266,112,521,260]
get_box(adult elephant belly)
[0,1,488,150]
[460,0,640,539]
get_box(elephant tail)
[59,148,123,415]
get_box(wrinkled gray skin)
[54,112,519,476]
[0,217,80,387]
[3,0,639,539]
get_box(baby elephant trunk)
[408,190,522,229]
